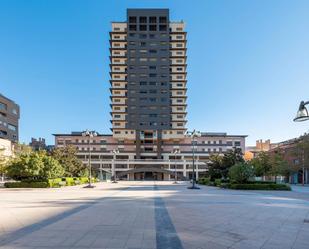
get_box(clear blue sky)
[1,0,309,146]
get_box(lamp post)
[111,149,119,183]
[293,101,309,185]
[186,129,201,189]
[82,130,97,188]
[293,101,309,122]
[173,149,180,184]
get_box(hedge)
[5,177,96,188]
[4,182,49,188]
[229,183,291,191]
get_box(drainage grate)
[304,219,309,223]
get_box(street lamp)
[186,129,201,189]
[111,149,119,183]
[173,149,180,184]
[294,101,309,122]
[82,130,97,188]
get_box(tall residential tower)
[110,9,187,159]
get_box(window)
[149,90,157,94]
[149,73,157,77]
[149,82,157,86]
[235,141,241,146]
[149,34,156,39]
[149,16,157,23]
[149,98,156,102]
[161,82,168,86]
[139,34,147,39]
[139,25,147,31]
[129,16,137,23]
[140,81,147,86]
[149,66,156,70]
[159,25,167,31]
[159,16,167,23]
[176,43,183,47]
[227,141,233,146]
[0,103,6,111]
[149,25,157,31]
[149,49,157,54]
[12,109,17,115]
[129,25,137,31]
[129,41,136,45]
[149,58,157,62]
[139,16,147,23]
[176,27,183,31]
[161,98,167,102]
[140,58,148,62]
[129,33,135,37]
[140,42,146,46]
[8,124,16,131]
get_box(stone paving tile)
[1,182,309,249]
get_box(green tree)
[221,147,244,178]
[251,151,272,177]
[6,151,64,181]
[229,162,254,184]
[207,154,223,180]
[0,148,7,181]
[52,145,86,177]
[270,152,290,182]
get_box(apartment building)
[0,94,20,142]
[54,9,247,181]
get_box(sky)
[1,0,309,146]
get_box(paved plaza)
[0,182,309,249]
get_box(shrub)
[65,177,76,186]
[80,177,89,184]
[48,178,63,188]
[198,177,210,185]
[214,179,222,186]
[4,181,49,188]
[229,162,254,184]
[229,183,291,191]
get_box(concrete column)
[183,160,187,178]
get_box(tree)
[208,147,245,179]
[229,162,254,184]
[221,147,244,178]
[251,151,272,177]
[290,135,309,184]
[52,145,86,177]
[6,150,64,181]
[207,154,223,180]
[270,152,290,182]
[0,148,7,181]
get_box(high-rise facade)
[110,9,187,159]
[0,94,19,142]
[54,9,247,181]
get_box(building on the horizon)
[54,8,247,181]
[0,93,19,142]
[29,137,54,152]
[244,139,278,160]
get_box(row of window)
[129,16,167,24]
[118,34,184,40]
[112,50,185,56]
[113,106,185,111]
[0,121,17,131]
[0,103,18,115]
[129,24,167,32]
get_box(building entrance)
[134,172,164,180]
